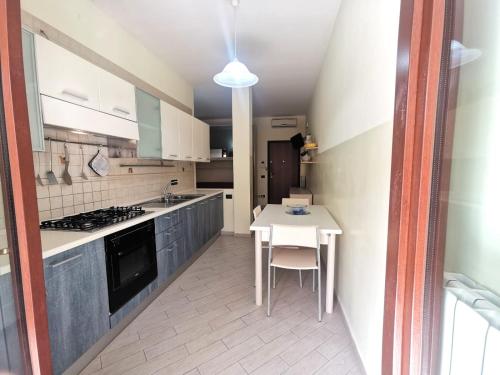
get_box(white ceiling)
[94,0,341,119]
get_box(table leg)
[326,234,336,313]
[255,231,263,306]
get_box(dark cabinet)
[0,274,23,374]
[43,240,109,375]
[181,204,197,260]
[155,194,223,287]
[208,194,224,237]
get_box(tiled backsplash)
[34,128,195,221]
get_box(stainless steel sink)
[139,194,205,208]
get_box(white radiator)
[441,273,500,375]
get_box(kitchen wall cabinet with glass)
[21,29,44,151]
[22,30,209,161]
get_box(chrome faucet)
[163,179,178,201]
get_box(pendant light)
[213,0,258,88]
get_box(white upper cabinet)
[160,101,180,160]
[202,122,210,162]
[33,34,139,140]
[99,70,137,122]
[192,119,210,163]
[35,35,100,110]
[178,110,193,161]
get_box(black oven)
[105,219,157,314]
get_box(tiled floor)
[81,236,364,375]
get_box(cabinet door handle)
[197,157,203,160]
[112,106,131,115]
[62,89,89,102]
[169,154,178,157]
[50,253,83,268]
[185,156,192,159]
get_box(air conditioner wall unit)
[271,117,297,128]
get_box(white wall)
[21,0,193,110]
[253,116,306,206]
[306,0,400,373]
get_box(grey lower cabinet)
[155,194,224,287]
[43,239,109,375]
[0,274,23,374]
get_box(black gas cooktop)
[40,206,146,231]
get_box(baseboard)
[64,233,221,375]
[334,295,368,375]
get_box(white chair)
[254,205,305,290]
[282,198,310,207]
[280,199,313,289]
[268,224,322,321]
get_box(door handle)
[61,89,89,102]
[113,106,131,115]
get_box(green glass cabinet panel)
[21,29,45,151]
[136,88,162,158]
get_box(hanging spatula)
[46,139,58,185]
[62,143,72,185]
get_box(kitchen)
[3,0,499,374]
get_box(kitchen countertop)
[0,190,222,275]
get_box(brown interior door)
[267,141,300,204]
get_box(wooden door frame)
[381,0,451,373]
[267,140,300,204]
[0,0,52,373]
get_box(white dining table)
[249,204,342,314]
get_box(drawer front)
[166,241,180,278]
[156,223,182,250]
[155,209,180,234]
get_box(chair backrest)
[253,205,262,220]
[270,224,318,248]
[282,198,309,207]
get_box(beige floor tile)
[154,341,227,375]
[100,327,177,367]
[186,319,247,354]
[249,356,289,375]
[198,335,264,375]
[316,331,352,360]
[280,326,333,366]
[315,346,360,375]
[121,345,188,375]
[217,362,247,375]
[80,357,101,375]
[284,350,327,375]
[239,333,298,373]
[82,236,363,375]
[95,351,145,375]
[258,311,308,343]
[145,324,213,360]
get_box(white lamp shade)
[213,58,259,88]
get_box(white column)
[232,87,253,235]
